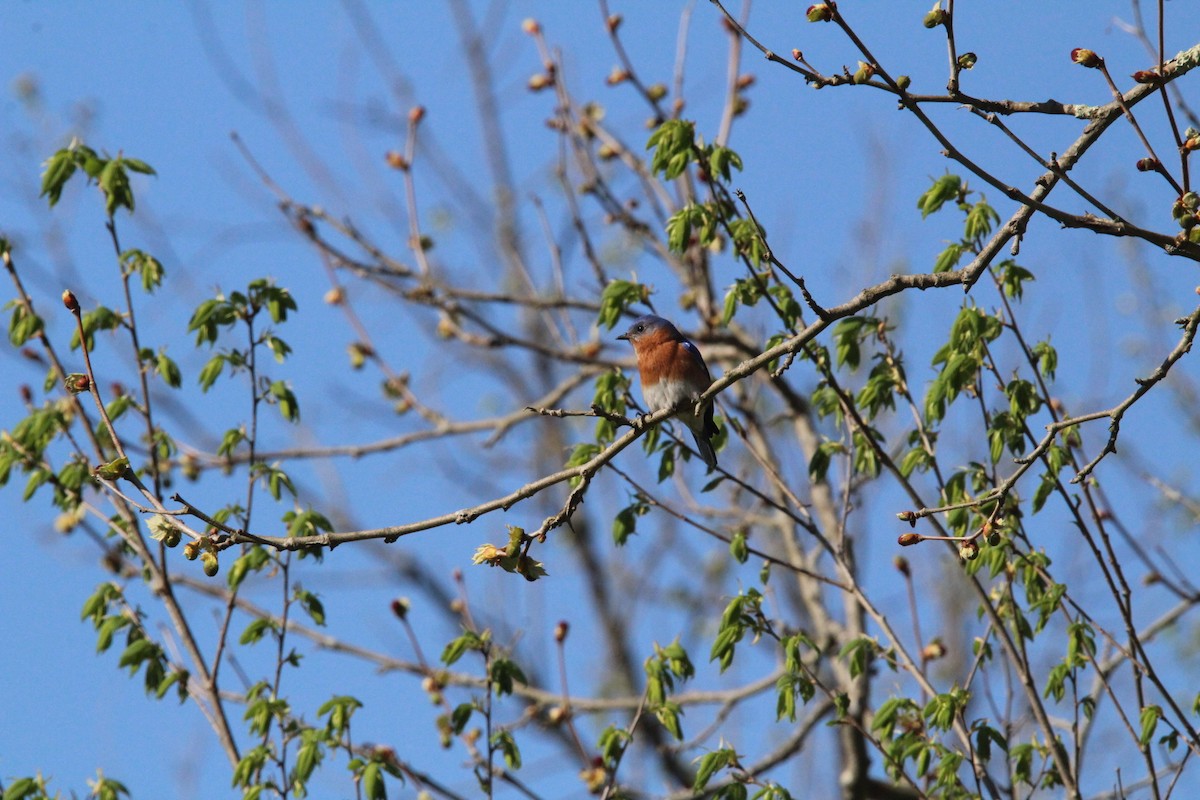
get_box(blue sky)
[2,2,1198,798]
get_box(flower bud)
[895,75,912,91]
[521,18,540,35]
[391,597,410,620]
[408,105,426,125]
[1136,157,1160,172]
[792,49,804,62]
[528,73,553,91]
[958,540,979,560]
[606,14,622,33]
[183,540,201,561]
[957,52,977,70]
[806,4,832,22]
[1070,48,1101,68]
[923,6,947,28]
[202,552,219,577]
[62,289,79,312]
[555,620,569,643]
[897,532,921,546]
[893,555,910,576]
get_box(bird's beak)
[616,332,629,341]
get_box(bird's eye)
[636,324,644,332]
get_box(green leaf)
[917,173,962,218]
[1138,705,1161,747]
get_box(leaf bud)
[895,75,912,91]
[957,52,977,70]
[892,555,910,576]
[1135,157,1160,172]
[806,4,832,23]
[606,14,622,33]
[646,83,667,102]
[921,638,947,662]
[62,289,79,312]
[183,540,201,561]
[606,67,630,86]
[64,373,91,394]
[385,150,409,170]
[1071,48,1101,68]
[852,61,876,84]
[897,532,921,546]
[1131,70,1160,84]
[923,5,947,28]
[19,384,32,404]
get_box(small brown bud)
[921,638,947,662]
[1071,48,1101,68]
[62,289,79,312]
[898,532,921,547]
[547,705,569,724]
[1131,70,1160,84]
[606,67,629,86]
[408,105,426,126]
[1184,137,1200,153]
[323,287,345,305]
[1136,157,1160,172]
[521,18,540,35]
[893,555,910,576]
[606,14,622,33]
[896,510,918,527]
[385,150,409,170]
[735,74,756,90]
[554,620,569,643]
[792,48,804,62]
[19,384,32,404]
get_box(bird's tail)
[691,429,718,472]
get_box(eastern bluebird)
[618,315,718,471]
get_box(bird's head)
[617,315,679,347]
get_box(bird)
[617,314,718,471]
